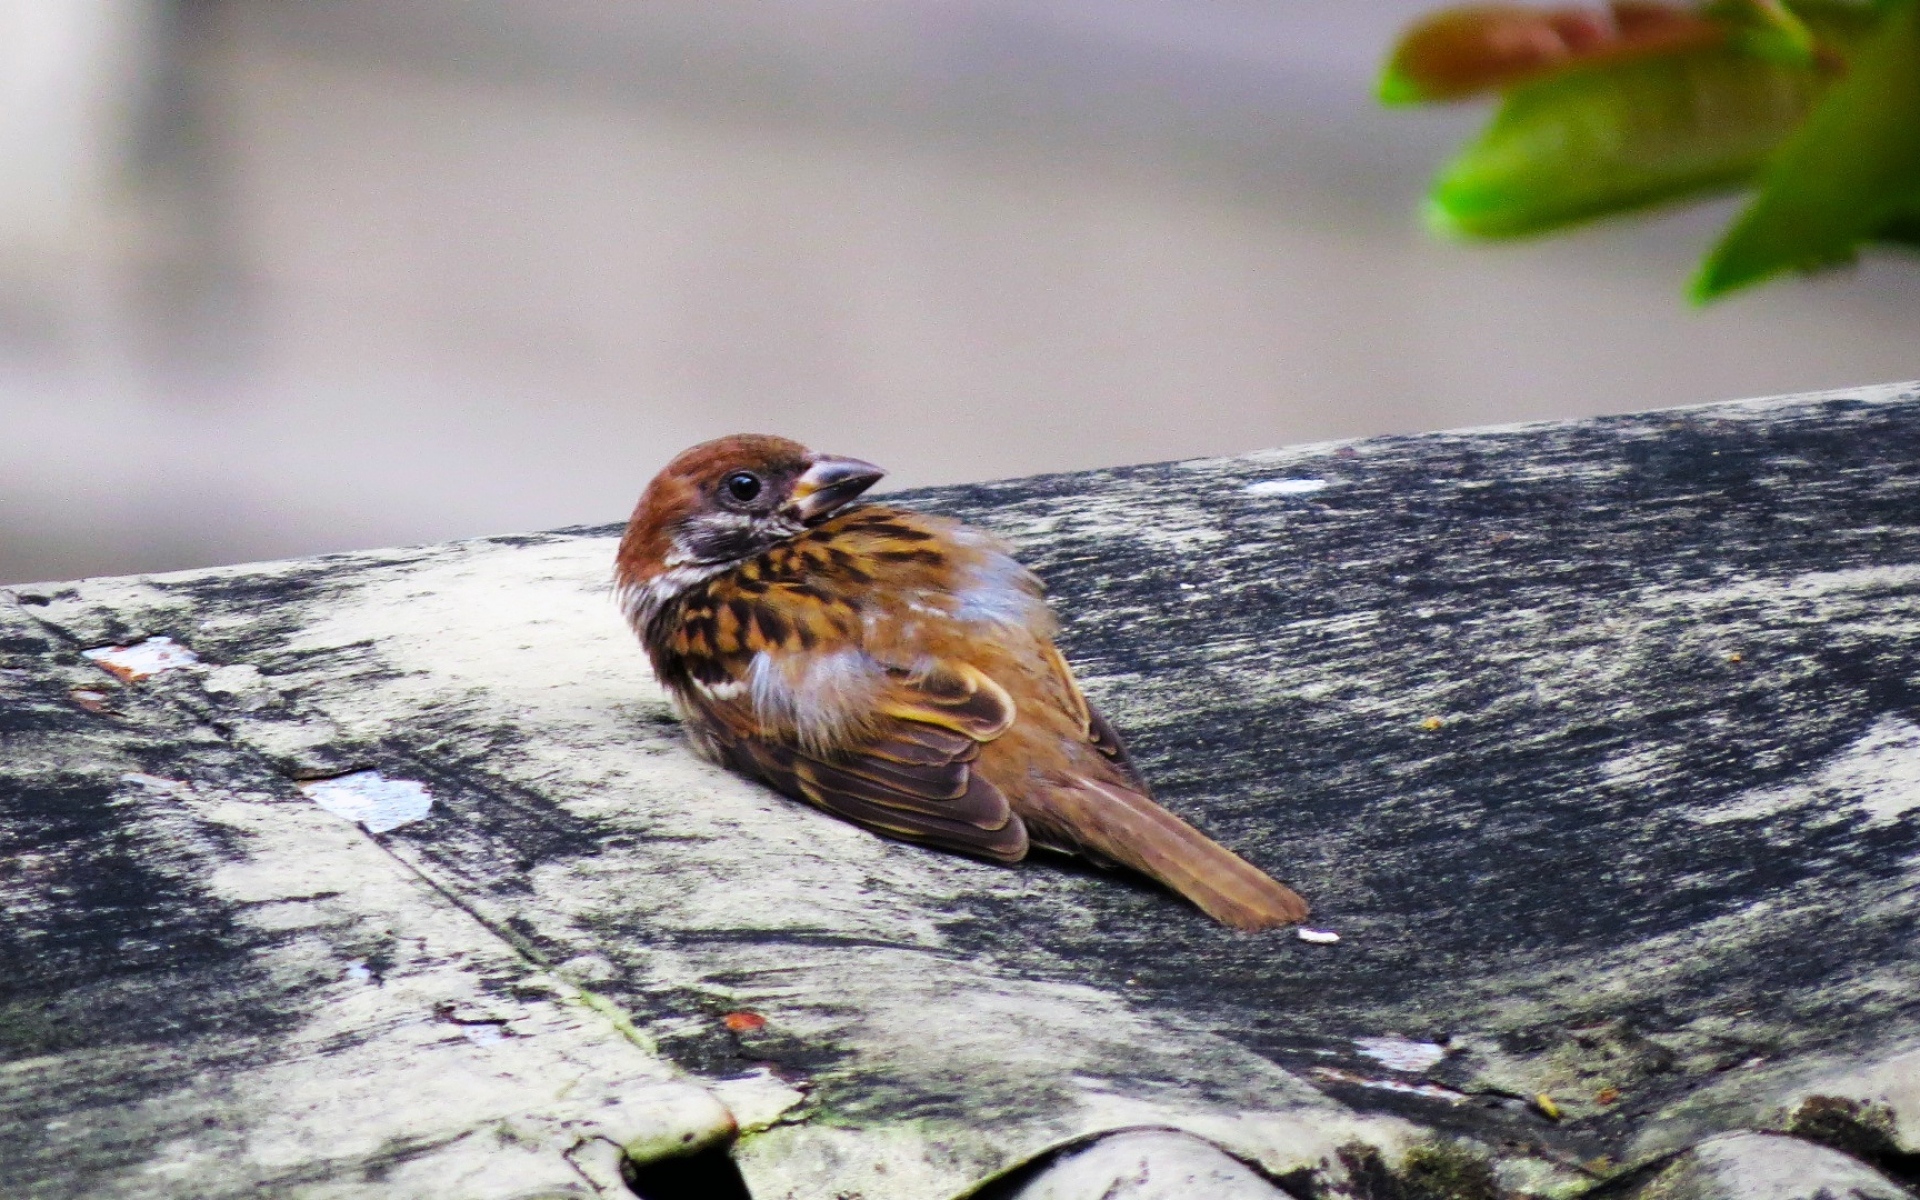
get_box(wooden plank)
[6,380,1920,1198]
[0,598,746,1199]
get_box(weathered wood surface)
[5,381,1920,1199]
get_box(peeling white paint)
[277,538,665,744]
[24,383,1920,1200]
[1686,1132,1913,1200]
[83,756,722,1198]
[1243,479,1329,497]
[1297,928,1341,945]
[1353,1038,1447,1074]
[300,771,434,833]
[1004,1130,1289,1199]
[711,1067,809,1133]
[83,635,198,681]
[201,663,267,696]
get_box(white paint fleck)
[345,961,375,985]
[1354,1037,1447,1074]
[83,635,199,681]
[459,1024,507,1045]
[300,771,434,833]
[1297,928,1341,945]
[1244,479,1330,497]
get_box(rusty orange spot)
[722,1011,766,1033]
[70,688,113,714]
[1595,1086,1621,1104]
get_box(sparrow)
[614,434,1309,930]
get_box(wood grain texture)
[5,381,1919,1198]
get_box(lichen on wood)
[5,381,1920,1199]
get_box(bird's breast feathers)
[653,506,1050,753]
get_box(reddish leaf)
[1382,2,1727,103]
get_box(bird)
[614,434,1310,930]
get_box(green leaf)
[1879,211,1920,248]
[1709,0,1820,66]
[1695,0,1920,299]
[1428,45,1833,238]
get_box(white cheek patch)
[667,512,759,569]
[663,512,808,571]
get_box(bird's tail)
[1044,779,1309,930]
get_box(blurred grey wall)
[2,0,1916,585]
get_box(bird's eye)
[724,472,762,503]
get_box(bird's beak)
[785,455,886,523]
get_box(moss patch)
[1338,1140,1501,1200]
[1786,1095,1920,1185]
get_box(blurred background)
[2,0,1916,585]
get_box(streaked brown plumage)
[614,434,1309,930]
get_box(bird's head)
[615,434,885,621]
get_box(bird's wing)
[1040,644,1151,794]
[691,658,1030,862]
